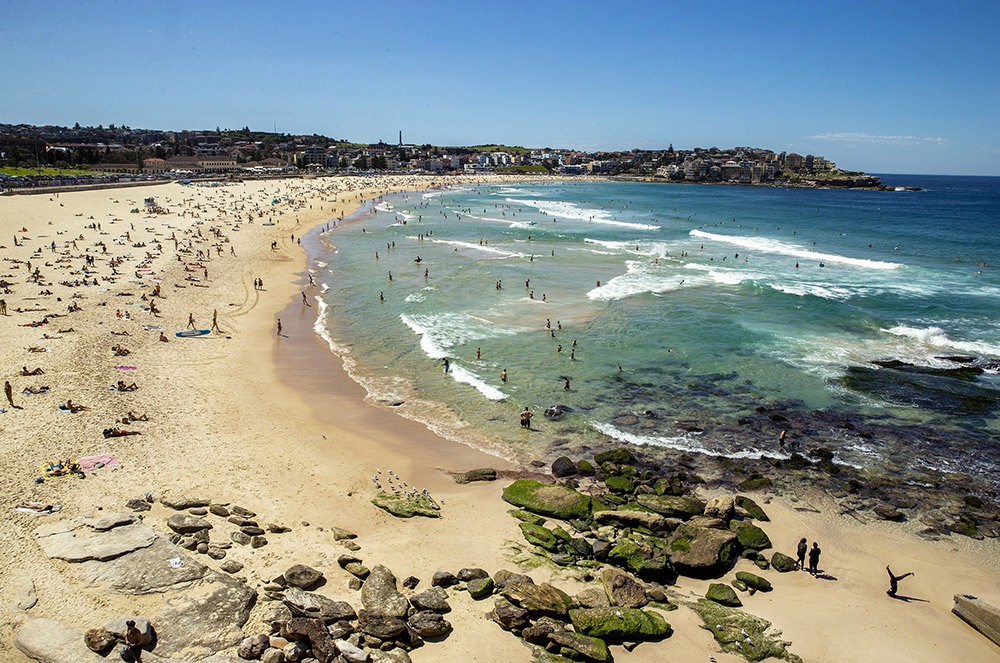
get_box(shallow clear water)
[310,176,1000,485]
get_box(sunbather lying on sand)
[103,428,141,438]
[123,411,149,422]
[20,367,44,376]
[114,381,138,392]
[22,386,50,395]
[111,344,130,356]
[60,400,88,413]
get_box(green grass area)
[497,165,550,174]
[1,166,98,177]
[334,142,368,149]
[472,145,534,154]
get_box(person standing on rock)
[124,620,143,661]
[797,537,808,570]
[808,541,821,575]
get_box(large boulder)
[601,567,648,608]
[282,617,337,663]
[607,539,674,582]
[284,564,324,589]
[491,597,529,631]
[703,496,735,521]
[166,514,213,534]
[735,571,772,591]
[770,552,798,573]
[407,611,452,638]
[502,480,592,520]
[160,496,212,510]
[569,607,671,641]
[593,448,637,465]
[84,628,116,653]
[548,630,611,662]
[468,576,495,600]
[409,587,450,613]
[953,595,1000,647]
[358,613,407,640]
[576,587,611,609]
[371,492,440,518]
[519,522,559,551]
[593,509,670,532]
[361,565,409,618]
[452,467,497,484]
[706,583,742,607]
[636,494,706,519]
[501,581,575,617]
[728,521,772,551]
[667,524,740,577]
[551,456,577,478]
[238,634,270,659]
[283,588,357,622]
[735,495,769,521]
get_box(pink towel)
[77,453,119,472]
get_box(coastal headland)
[1,175,997,663]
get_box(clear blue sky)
[2,1,998,175]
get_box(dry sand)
[0,175,997,663]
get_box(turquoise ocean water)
[309,176,1000,488]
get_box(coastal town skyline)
[2,1,998,176]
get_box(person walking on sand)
[520,406,533,429]
[0,299,6,315]
[276,318,282,336]
[187,313,195,330]
[808,542,821,575]
[796,537,808,570]
[211,309,221,333]
[886,565,914,597]
[4,380,15,409]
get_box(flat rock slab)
[78,512,139,531]
[167,514,213,534]
[283,587,357,623]
[78,535,208,594]
[160,496,212,510]
[35,519,156,562]
[15,618,190,663]
[154,572,257,659]
[953,594,1000,646]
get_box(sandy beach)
[2,174,998,663]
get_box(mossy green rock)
[468,576,495,599]
[594,447,637,465]
[604,475,635,494]
[735,495,769,521]
[502,480,592,520]
[690,599,803,662]
[729,520,772,551]
[549,631,611,662]
[569,607,671,640]
[577,459,595,475]
[732,579,748,592]
[372,492,440,518]
[519,522,560,552]
[653,476,686,496]
[608,539,673,581]
[706,583,742,607]
[737,476,774,492]
[501,581,576,617]
[510,509,547,526]
[771,552,798,572]
[667,524,740,577]
[636,494,706,518]
[736,571,772,591]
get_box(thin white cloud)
[809,132,946,144]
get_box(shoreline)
[2,175,998,662]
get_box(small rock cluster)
[241,563,456,663]
[151,496,290,562]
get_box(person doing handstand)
[886,565,914,597]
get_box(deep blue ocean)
[310,175,1000,488]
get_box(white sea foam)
[320,283,330,293]
[588,261,683,300]
[399,313,509,400]
[593,422,788,461]
[507,198,659,230]
[690,229,903,270]
[883,325,1000,357]
[426,238,527,258]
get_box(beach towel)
[116,366,137,370]
[142,325,162,331]
[15,501,62,514]
[78,453,119,472]
[41,459,80,478]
